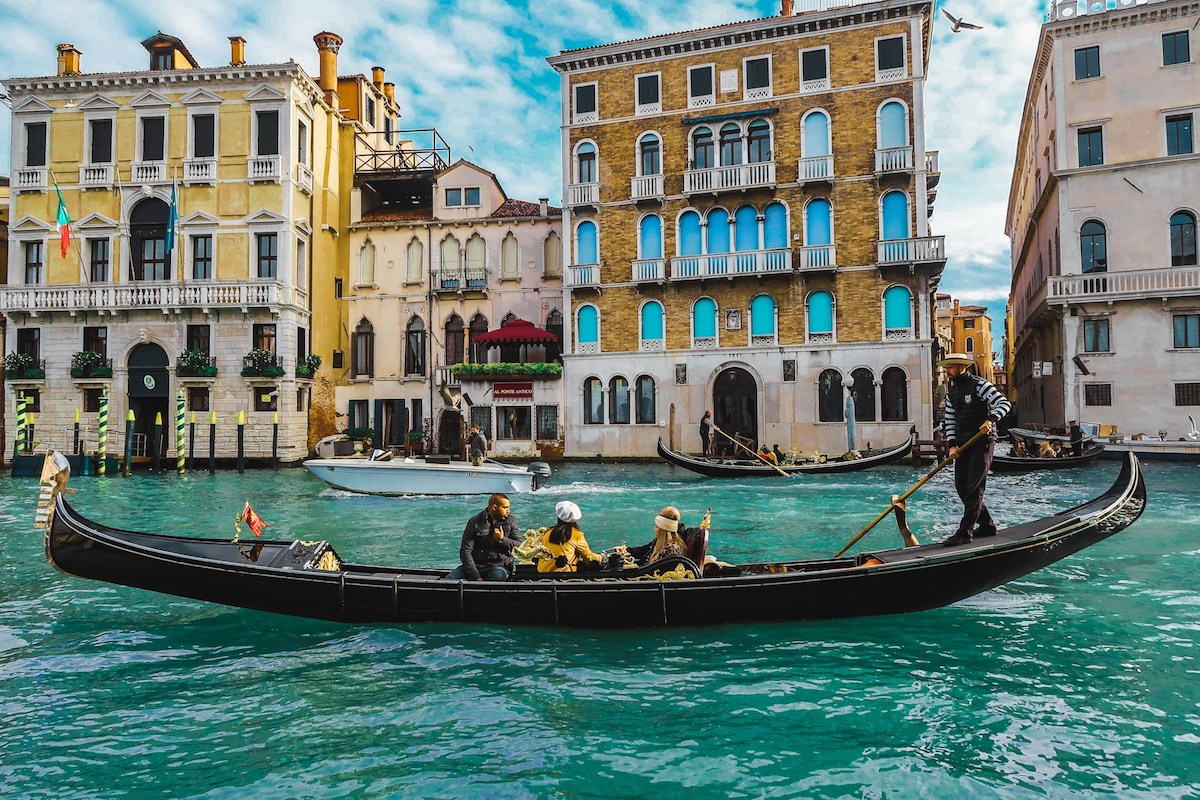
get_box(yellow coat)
[538,527,603,573]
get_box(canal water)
[1,458,1197,799]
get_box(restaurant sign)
[493,382,534,400]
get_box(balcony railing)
[183,158,216,184]
[875,147,914,174]
[70,357,113,379]
[14,167,48,192]
[296,163,314,194]
[354,128,450,176]
[247,155,281,182]
[631,258,665,282]
[684,162,775,194]
[631,174,663,200]
[568,264,600,287]
[797,155,834,184]
[925,150,940,185]
[0,281,298,315]
[566,182,599,206]
[877,236,946,265]
[132,161,166,183]
[639,338,665,351]
[241,353,284,378]
[801,77,830,92]
[796,244,837,271]
[1048,266,1200,304]
[670,248,791,280]
[688,95,715,109]
[876,67,908,82]
[79,164,113,188]
[432,268,488,291]
[635,102,662,116]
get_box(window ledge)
[1166,348,1200,353]
[1081,350,1114,357]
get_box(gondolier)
[940,353,1012,546]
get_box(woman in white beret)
[537,500,605,573]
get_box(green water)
[1,460,1197,799]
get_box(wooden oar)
[715,427,790,476]
[834,428,988,557]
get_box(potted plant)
[242,349,284,378]
[296,353,322,378]
[4,351,38,380]
[177,349,218,378]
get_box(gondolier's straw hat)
[555,500,582,523]
[938,352,974,367]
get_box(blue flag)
[165,181,178,255]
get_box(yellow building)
[547,0,946,456]
[1,31,394,461]
[935,293,995,382]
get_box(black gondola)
[656,427,916,477]
[991,443,1106,472]
[40,451,1146,628]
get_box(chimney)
[954,299,960,314]
[781,0,794,16]
[383,82,396,107]
[539,198,549,217]
[371,66,385,92]
[57,44,82,76]
[313,31,344,108]
[228,36,246,66]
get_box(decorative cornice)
[2,62,309,95]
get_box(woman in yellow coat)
[538,501,605,573]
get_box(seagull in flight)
[942,8,983,32]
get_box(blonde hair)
[649,506,686,562]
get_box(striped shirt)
[944,375,1011,445]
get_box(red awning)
[473,319,558,346]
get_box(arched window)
[881,191,910,240]
[352,317,374,378]
[807,290,834,341]
[406,237,423,283]
[130,197,169,281]
[639,215,663,259]
[883,285,913,337]
[965,337,975,353]
[805,199,832,246]
[501,233,519,279]
[878,101,908,148]
[819,369,844,422]
[1171,211,1197,266]
[575,220,597,265]
[1080,220,1107,273]
[763,201,788,249]
[545,309,563,362]
[543,231,562,277]
[850,367,876,422]
[575,141,596,183]
[440,234,461,286]
[692,297,718,347]
[584,377,604,424]
[747,119,772,163]
[609,376,630,424]
[802,110,831,157]
[577,304,599,353]
[707,208,730,253]
[358,239,376,286]
[881,367,908,421]
[679,210,702,255]
[691,127,714,170]
[468,313,489,363]
[465,233,486,287]
[444,314,464,365]
[719,123,743,166]
[638,133,661,176]
[404,316,426,376]
[750,294,776,341]
[640,300,664,349]
[735,205,759,252]
[635,375,656,424]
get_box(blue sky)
[0,0,1046,352]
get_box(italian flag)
[54,182,71,259]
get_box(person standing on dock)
[700,410,718,457]
[468,425,488,467]
[1069,420,1084,457]
[940,353,1012,547]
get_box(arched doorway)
[128,343,170,457]
[713,367,757,456]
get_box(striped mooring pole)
[152,413,163,473]
[73,408,82,456]
[97,392,108,476]
[208,411,217,475]
[175,393,186,475]
[188,411,197,473]
[123,409,135,477]
[13,393,26,465]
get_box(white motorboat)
[303,455,552,496]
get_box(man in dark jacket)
[700,410,717,457]
[468,425,488,466]
[940,353,1012,546]
[444,493,520,581]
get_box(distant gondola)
[991,443,1106,472]
[39,450,1147,628]
[656,427,916,477]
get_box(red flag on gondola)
[239,501,268,538]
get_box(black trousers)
[954,439,995,535]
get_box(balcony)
[0,281,298,316]
[568,264,600,288]
[79,164,113,188]
[296,163,314,194]
[925,150,940,188]
[566,182,599,207]
[432,268,488,293]
[132,161,166,183]
[631,258,665,282]
[876,66,908,83]
[1048,266,1200,305]
[684,162,775,194]
[635,102,662,116]
[242,351,284,378]
[354,128,450,177]
[247,155,281,183]
[630,174,663,201]
[797,155,834,184]
[796,244,837,271]
[877,236,946,266]
[183,158,216,185]
[639,337,665,351]
[688,94,715,109]
[14,167,48,192]
[801,77,830,92]
[670,248,790,280]
[875,146,913,174]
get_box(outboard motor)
[527,461,552,491]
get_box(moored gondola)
[40,450,1146,628]
[656,427,917,477]
[992,443,1106,472]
